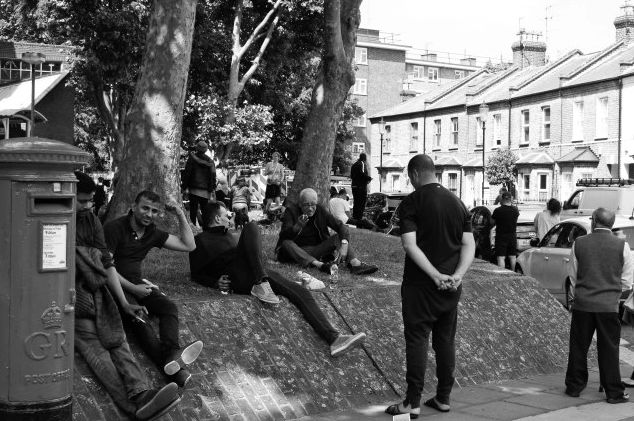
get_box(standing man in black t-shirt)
[350,153,372,221]
[104,190,203,388]
[385,155,474,418]
[491,192,520,269]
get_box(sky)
[359,0,627,63]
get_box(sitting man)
[104,190,203,388]
[189,201,366,357]
[74,172,180,420]
[276,188,378,275]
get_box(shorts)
[265,183,281,200]
[495,234,517,257]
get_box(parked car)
[561,178,634,220]
[516,216,634,308]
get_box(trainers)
[134,382,179,420]
[607,393,629,404]
[164,340,204,376]
[330,332,366,357]
[251,281,280,304]
[349,262,378,275]
[297,271,326,290]
[384,401,420,419]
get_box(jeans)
[188,194,208,227]
[351,186,367,220]
[565,310,624,399]
[75,318,149,415]
[123,289,180,368]
[402,282,458,406]
[277,235,356,267]
[212,222,340,344]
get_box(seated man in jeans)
[104,190,203,388]
[189,201,366,357]
[74,172,180,420]
[276,188,378,275]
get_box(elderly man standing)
[386,154,474,417]
[350,153,372,221]
[276,188,377,275]
[565,207,633,403]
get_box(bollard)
[0,137,89,420]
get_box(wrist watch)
[341,239,349,244]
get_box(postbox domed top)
[0,137,90,166]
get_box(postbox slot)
[31,196,74,215]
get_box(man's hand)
[447,273,464,292]
[121,302,148,318]
[130,284,153,298]
[298,214,309,225]
[433,274,454,290]
[165,200,183,216]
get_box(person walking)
[534,198,561,240]
[565,207,633,404]
[385,154,475,417]
[491,192,519,269]
[182,141,216,227]
[350,153,372,221]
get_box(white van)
[561,179,634,220]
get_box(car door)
[528,223,565,283]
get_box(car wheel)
[514,264,523,274]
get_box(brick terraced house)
[368,4,634,206]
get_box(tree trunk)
[106,0,197,226]
[288,0,362,206]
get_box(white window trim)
[354,113,367,127]
[352,142,365,154]
[447,172,459,194]
[353,78,367,95]
[355,47,367,65]
[520,110,530,145]
[433,119,442,148]
[383,125,392,152]
[595,97,608,139]
[428,67,439,82]
[573,100,584,141]
[493,114,501,145]
[541,106,551,142]
[455,70,464,79]
[476,117,483,147]
[413,65,424,80]
[451,117,459,146]
[410,122,419,151]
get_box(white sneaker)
[330,332,366,357]
[250,281,280,304]
[297,271,326,290]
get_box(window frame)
[354,113,367,127]
[541,106,551,142]
[520,110,530,145]
[428,67,439,81]
[493,113,502,146]
[572,100,584,141]
[412,65,424,79]
[354,47,368,65]
[476,117,483,147]
[448,172,458,195]
[595,96,608,139]
[433,119,442,148]
[409,122,419,151]
[353,78,367,95]
[451,117,459,146]
[352,142,365,155]
[383,124,392,153]
[455,70,464,79]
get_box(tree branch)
[232,0,244,57]
[239,12,280,89]
[238,0,283,59]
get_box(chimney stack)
[511,29,547,68]
[615,1,634,44]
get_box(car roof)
[560,216,634,230]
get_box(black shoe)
[134,383,179,420]
[607,393,629,404]
[564,389,580,398]
[348,262,378,275]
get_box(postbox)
[0,137,89,420]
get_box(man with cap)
[182,141,216,227]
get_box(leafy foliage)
[485,148,518,187]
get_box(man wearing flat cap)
[182,141,216,227]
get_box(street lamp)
[479,102,489,205]
[379,117,385,192]
[21,52,46,137]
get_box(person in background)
[329,189,352,225]
[534,198,561,240]
[338,188,349,202]
[215,177,231,208]
[493,187,508,206]
[264,151,285,212]
[350,153,372,221]
[491,192,519,269]
[329,186,338,198]
[565,207,632,404]
[94,176,107,216]
[182,141,216,227]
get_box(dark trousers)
[75,318,149,415]
[189,194,208,226]
[123,289,180,368]
[565,310,624,399]
[351,186,367,220]
[207,222,340,344]
[277,235,356,267]
[402,283,458,406]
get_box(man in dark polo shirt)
[385,154,474,418]
[565,207,633,403]
[491,192,519,268]
[104,190,202,388]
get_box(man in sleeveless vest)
[565,207,633,403]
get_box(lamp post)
[379,117,385,192]
[479,102,489,205]
[21,52,46,137]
